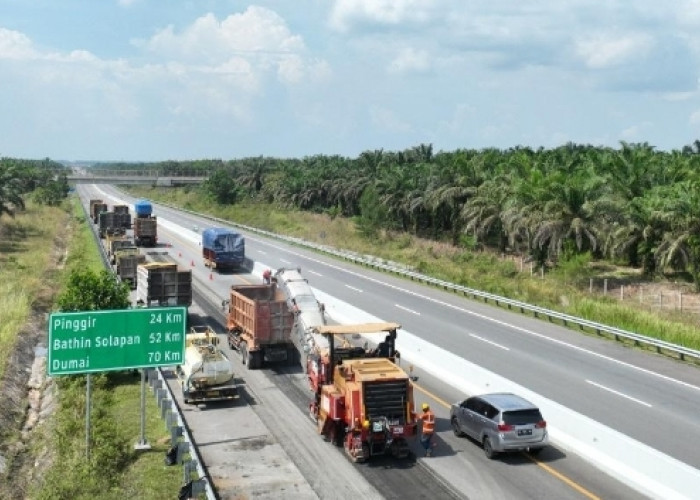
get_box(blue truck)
[202,228,245,271]
[133,200,157,247]
[134,199,153,217]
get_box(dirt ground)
[0,227,69,498]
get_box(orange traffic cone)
[178,252,182,257]
[209,273,214,281]
[190,260,195,267]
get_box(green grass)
[127,185,700,353]
[33,373,183,500]
[0,200,68,380]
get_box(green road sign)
[48,307,187,375]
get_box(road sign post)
[48,307,187,375]
[49,307,187,455]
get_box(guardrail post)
[166,409,178,432]
[177,441,189,465]
[191,478,207,497]
[156,388,167,405]
[170,425,183,447]
[161,399,170,419]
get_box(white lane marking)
[395,304,420,315]
[251,239,700,394]
[470,334,509,351]
[308,270,323,277]
[257,250,267,255]
[345,285,363,293]
[586,380,653,408]
[280,259,291,264]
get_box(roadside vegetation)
[0,161,182,499]
[129,145,700,349]
[31,197,183,500]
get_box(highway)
[83,184,697,499]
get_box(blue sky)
[1,1,700,162]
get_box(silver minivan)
[449,392,548,458]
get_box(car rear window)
[502,409,542,425]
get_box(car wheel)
[451,417,464,437]
[483,437,497,459]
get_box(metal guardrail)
[159,202,700,364]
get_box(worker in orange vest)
[417,403,436,457]
[262,269,272,284]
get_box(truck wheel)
[286,347,297,366]
[248,351,262,370]
[240,342,248,365]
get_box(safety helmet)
[422,403,429,411]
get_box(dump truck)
[106,234,132,264]
[112,204,132,229]
[133,216,157,247]
[225,283,295,369]
[309,323,417,462]
[114,247,145,289]
[90,201,108,224]
[136,252,192,307]
[89,199,103,221]
[98,211,126,238]
[176,326,237,404]
[202,227,245,271]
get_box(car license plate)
[517,429,532,436]
[393,426,404,434]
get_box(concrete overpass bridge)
[65,170,208,186]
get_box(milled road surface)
[178,291,465,500]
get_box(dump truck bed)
[227,284,294,345]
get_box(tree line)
[0,158,69,218]
[30,140,700,290]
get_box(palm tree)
[0,160,27,218]
[654,181,700,291]
[462,177,513,252]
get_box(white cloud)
[575,33,654,69]
[329,0,440,32]
[0,28,38,60]
[138,7,324,89]
[143,8,305,63]
[388,47,430,74]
